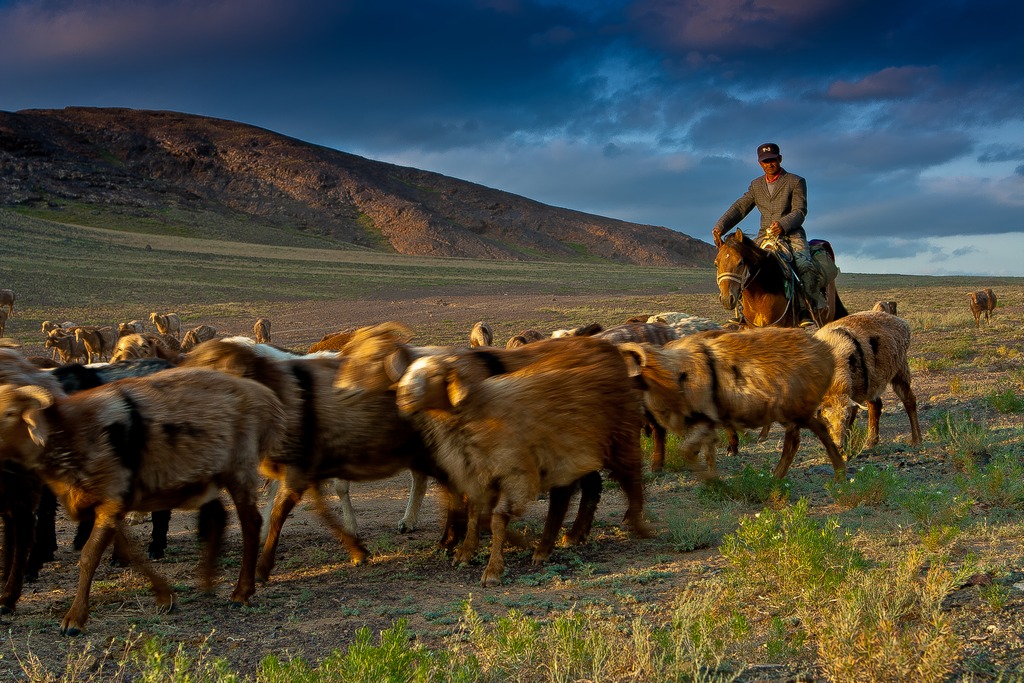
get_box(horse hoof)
[61,625,84,637]
[0,605,14,616]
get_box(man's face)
[759,156,781,174]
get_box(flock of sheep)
[0,290,984,638]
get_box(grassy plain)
[1,209,1024,682]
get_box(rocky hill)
[0,107,714,266]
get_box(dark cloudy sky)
[3,0,1023,275]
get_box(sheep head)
[395,355,458,414]
[0,384,55,454]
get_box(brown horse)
[714,228,847,328]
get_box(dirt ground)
[2,292,1024,681]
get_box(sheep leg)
[110,526,176,614]
[482,511,510,587]
[453,498,485,567]
[646,415,666,472]
[61,520,118,636]
[197,500,227,594]
[866,398,883,448]
[398,471,428,533]
[805,416,846,480]
[148,509,171,560]
[726,427,740,456]
[533,485,573,565]
[891,374,922,445]
[0,511,33,615]
[608,459,654,539]
[309,487,369,566]
[841,405,859,450]
[27,488,58,581]
[438,487,467,552]
[256,483,302,583]
[562,471,602,546]
[329,479,358,536]
[773,426,802,479]
[226,491,262,606]
[679,423,712,475]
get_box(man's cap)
[757,142,781,162]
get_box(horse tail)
[833,291,849,320]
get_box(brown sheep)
[469,321,493,347]
[984,288,997,316]
[110,333,180,363]
[0,350,65,614]
[395,335,653,587]
[180,324,218,352]
[0,289,13,318]
[0,308,7,338]
[148,311,182,339]
[0,368,286,635]
[505,329,546,349]
[815,311,922,451]
[968,291,991,327]
[44,332,88,364]
[308,328,357,353]
[178,329,441,582]
[74,326,117,363]
[118,320,146,337]
[621,327,845,480]
[871,301,898,315]
[253,318,272,344]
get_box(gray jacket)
[714,170,807,243]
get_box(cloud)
[826,66,939,101]
[978,144,1024,163]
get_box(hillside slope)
[0,107,714,266]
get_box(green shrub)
[720,499,865,610]
[986,388,1024,413]
[958,453,1024,508]
[927,410,995,471]
[698,464,791,506]
[826,464,902,509]
[667,511,719,552]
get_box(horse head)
[713,229,764,311]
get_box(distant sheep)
[815,311,922,451]
[110,333,181,363]
[395,335,652,586]
[253,318,272,344]
[0,367,286,635]
[968,291,992,327]
[308,328,357,354]
[0,289,14,317]
[118,320,146,337]
[622,327,845,481]
[985,288,997,316]
[645,312,723,337]
[148,311,182,339]
[180,324,218,352]
[469,321,493,347]
[871,301,898,315]
[74,326,118,363]
[505,329,546,349]
[44,332,88,365]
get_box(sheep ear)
[446,369,470,407]
[17,385,53,446]
[619,342,647,377]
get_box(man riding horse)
[712,142,827,328]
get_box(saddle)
[809,238,840,287]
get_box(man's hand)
[766,221,782,238]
